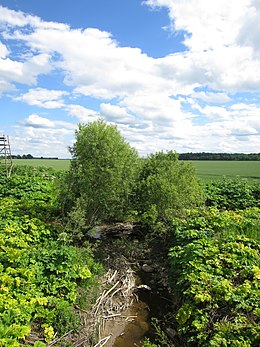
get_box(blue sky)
[0,0,259,157]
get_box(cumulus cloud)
[1,3,260,155]
[0,41,9,58]
[11,126,74,158]
[20,114,75,130]
[144,0,260,91]
[14,114,75,158]
[192,91,231,104]
[16,88,68,108]
[20,114,55,128]
[0,53,52,90]
[65,104,99,123]
[100,103,136,124]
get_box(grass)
[191,160,260,182]
[4,159,260,182]
[11,159,70,171]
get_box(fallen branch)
[93,280,120,314]
[93,335,111,347]
[101,313,122,319]
[47,330,74,346]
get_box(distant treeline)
[11,154,59,160]
[9,153,260,161]
[179,152,260,161]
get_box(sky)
[0,0,260,158]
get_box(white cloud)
[11,126,74,158]
[20,114,55,128]
[100,103,136,124]
[13,114,75,158]
[20,114,75,130]
[0,41,9,58]
[200,105,231,121]
[16,88,68,108]
[0,53,52,90]
[65,104,99,123]
[1,4,260,155]
[0,5,68,30]
[144,0,249,49]
[144,0,260,92]
[192,91,231,103]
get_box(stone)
[166,327,176,339]
[142,264,154,273]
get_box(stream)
[113,271,171,347]
[92,224,172,347]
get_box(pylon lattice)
[0,135,13,177]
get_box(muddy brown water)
[112,274,171,347]
[113,300,149,347]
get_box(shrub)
[134,151,204,229]
[61,119,139,229]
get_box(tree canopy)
[135,150,204,222]
[63,119,139,227]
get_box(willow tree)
[63,119,139,229]
[135,150,204,224]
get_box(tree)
[135,150,204,224]
[62,119,139,228]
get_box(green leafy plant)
[205,178,260,210]
[0,166,102,345]
[168,207,260,346]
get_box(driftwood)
[101,223,134,237]
[44,265,137,347]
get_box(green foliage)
[62,119,139,228]
[135,151,204,229]
[168,208,260,346]
[141,338,159,347]
[141,317,172,347]
[205,178,260,210]
[0,166,101,345]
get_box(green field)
[6,159,260,181]
[11,159,71,171]
[191,160,260,181]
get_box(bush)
[134,151,204,229]
[62,120,139,229]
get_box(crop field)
[191,160,260,181]
[11,158,71,171]
[9,159,260,181]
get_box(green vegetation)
[1,120,259,346]
[135,150,204,228]
[179,152,260,161]
[11,158,260,182]
[12,159,70,171]
[168,207,260,346]
[62,119,139,230]
[192,160,260,181]
[0,166,101,346]
[205,178,260,210]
